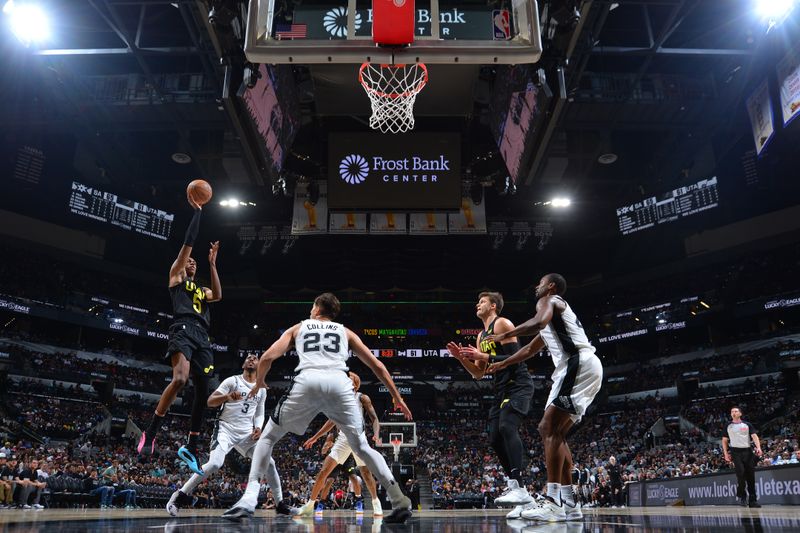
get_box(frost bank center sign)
[328,133,461,211]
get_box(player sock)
[146,413,165,438]
[546,483,561,505]
[560,485,576,507]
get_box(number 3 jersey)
[294,319,350,372]
[214,375,266,435]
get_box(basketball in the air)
[187,179,213,206]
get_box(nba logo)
[493,9,510,40]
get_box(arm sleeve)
[253,391,266,429]
[748,422,758,435]
[183,209,202,246]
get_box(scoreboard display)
[69,181,174,240]
[616,177,719,235]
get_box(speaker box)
[676,378,699,403]
[91,380,115,403]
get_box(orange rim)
[359,62,428,99]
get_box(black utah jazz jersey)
[479,317,529,391]
[170,278,211,329]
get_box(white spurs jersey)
[539,296,595,367]
[215,375,266,435]
[294,319,350,372]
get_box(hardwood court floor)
[0,507,798,532]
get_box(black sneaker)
[749,500,761,508]
[384,507,412,524]
[276,499,298,516]
[222,506,254,522]
[384,494,412,524]
[739,497,748,507]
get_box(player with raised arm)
[137,194,222,475]
[446,291,535,519]
[166,354,288,516]
[222,293,414,524]
[297,371,384,517]
[463,274,603,522]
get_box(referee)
[722,406,763,507]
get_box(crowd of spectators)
[1,376,798,510]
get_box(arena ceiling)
[0,0,798,295]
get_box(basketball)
[187,179,213,206]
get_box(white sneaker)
[520,498,566,522]
[296,499,315,517]
[506,501,539,519]
[166,490,180,517]
[494,480,534,507]
[372,498,383,517]
[564,502,583,521]
[22,505,31,510]
[33,504,44,510]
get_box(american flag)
[275,24,307,39]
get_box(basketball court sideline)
[1,507,799,532]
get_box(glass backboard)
[245,0,542,64]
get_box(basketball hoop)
[359,62,428,134]
[390,438,402,462]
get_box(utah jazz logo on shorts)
[204,364,214,375]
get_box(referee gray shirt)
[726,421,756,449]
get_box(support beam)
[135,4,146,48]
[88,0,209,178]
[35,46,198,56]
[594,46,754,56]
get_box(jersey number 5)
[192,290,203,313]
[303,332,341,353]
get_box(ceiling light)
[253,324,258,329]
[171,152,192,164]
[755,0,795,21]
[598,153,618,165]
[219,200,229,207]
[5,1,50,46]
[699,301,710,309]
[551,197,571,208]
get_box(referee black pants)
[731,447,756,501]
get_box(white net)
[359,62,428,134]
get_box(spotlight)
[227,198,239,208]
[253,324,258,329]
[4,1,51,46]
[551,197,571,208]
[755,0,796,21]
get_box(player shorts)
[488,378,535,420]
[546,351,603,423]
[328,431,367,467]
[165,318,214,376]
[270,369,364,438]
[209,422,257,459]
